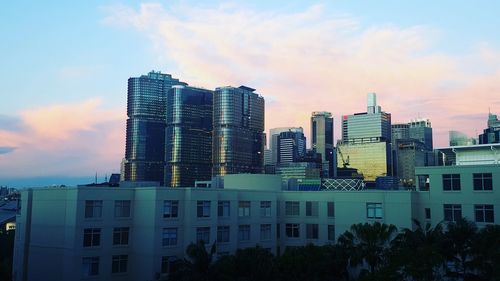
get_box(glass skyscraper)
[311,112,334,177]
[277,130,306,163]
[212,86,265,176]
[124,71,186,185]
[165,85,213,187]
[408,118,433,150]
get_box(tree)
[442,218,478,281]
[471,224,500,280]
[168,241,216,281]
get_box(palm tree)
[442,218,478,281]
[338,222,397,275]
[471,224,500,280]
[168,241,216,281]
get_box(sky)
[1,1,499,187]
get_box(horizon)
[1,1,500,187]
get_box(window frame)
[442,174,461,191]
[366,202,383,219]
[84,200,103,219]
[285,223,300,238]
[217,201,230,217]
[217,226,230,243]
[162,228,178,247]
[473,173,493,191]
[474,204,494,223]
[238,201,251,217]
[163,200,179,218]
[260,201,271,217]
[443,204,462,222]
[83,228,101,248]
[285,201,300,216]
[238,225,251,241]
[111,254,128,274]
[114,200,131,218]
[113,227,129,246]
[197,201,211,218]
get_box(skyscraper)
[391,123,409,141]
[124,71,186,185]
[311,112,334,177]
[269,127,303,164]
[337,93,392,182]
[479,112,500,144]
[408,118,433,150]
[212,86,265,176]
[165,85,213,187]
[277,130,306,163]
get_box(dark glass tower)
[124,71,186,185]
[311,112,334,177]
[277,130,306,163]
[212,86,265,176]
[165,85,213,187]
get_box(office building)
[479,112,500,144]
[269,127,303,165]
[391,123,409,141]
[165,85,213,187]
[394,139,426,186]
[123,71,186,185]
[409,118,433,150]
[449,131,477,146]
[311,112,334,177]
[212,86,265,176]
[277,130,306,163]
[338,93,392,181]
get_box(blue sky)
[1,1,499,187]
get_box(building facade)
[311,112,334,177]
[269,127,303,165]
[277,130,306,163]
[408,118,433,150]
[165,85,213,187]
[479,112,500,144]
[124,71,186,185]
[212,86,265,176]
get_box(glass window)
[306,201,318,217]
[218,201,230,217]
[162,228,178,246]
[113,227,129,246]
[238,201,251,217]
[366,203,383,219]
[260,201,271,217]
[114,200,131,218]
[196,227,210,243]
[306,224,318,239]
[197,201,211,218]
[285,223,300,238]
[443,174,461,191]
[418,175,430,191]
[475,204,494,223]
[163,200,179,218]
[217,226,230,243]
[82,257,99,277]
[85,200,102,218]
[327,225,335,241]
[327,202,335,217]
[285,201,300,216]
[111,255,128,274]
[473,173,493,191]
[260,224,271,240]
[83,228,101,247]
[425,208,431,220]
[238,225,251,241]
[444,204,462,222]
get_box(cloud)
[103,2,500,147]
[0,146,17,155]
[0,98,125,178]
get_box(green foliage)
[0,230,15,281]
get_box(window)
[277,223,280,239]
[85,200,102,218]
[366,203,383,219]
[113,227,129,246]
[218,201,230,217]
[306,224,318,239]
[238,225,250,241]
[217,226,230,243]
[82,257,99,277]
[285,223,300,238]
[276,201,280,216]
[111,255,128,274]
[444,204,462,222]
[114,200,131,218]
[238,201,251,217]
[197,201,211,218]
[196,227,210,243]
[327,202,335,217]
[443,174,461,191]
[260,201,271,217]
[418,175,430,191]
[260,224,271,240]
[306,201,318,217]
[162,228,178,246]
[83,228,101,247]
[163,200,179,218]
[425,208,431,220]
[475,205,494,223]
[473,173,493,191]
[327,225,335,241]
[161,256,176,274]
[285,201,300,216]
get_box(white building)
[13,158,500,281]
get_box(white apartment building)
[13,155,500,281]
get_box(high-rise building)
[479,112,500,144]
[277,130,306,163]
[269,127,303,164]
[450,131,477,146]
[165,85,213,187]
[409,118,433,150]
[212,86,265,176]
[311,112,334,177]
[124,71,186,185]
[338,93,392,182]
[391,123,409,141]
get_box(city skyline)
[1,1,500,186]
